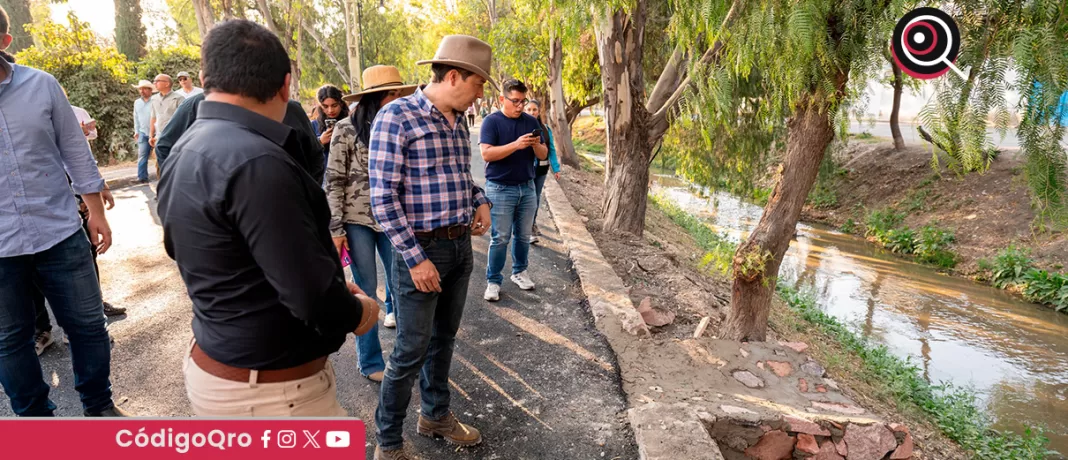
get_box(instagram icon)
[277,430,297,449]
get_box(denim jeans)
[344,223,395,376]
[136,134,152,181]
[484,179,537,285]
[533,173,548,225]
[375,233,472,450]
[0,230,113,416]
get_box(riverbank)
[803,141,1068,313]
[553,156,971,459]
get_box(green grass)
[648,193,737,275]
[777,285,1052,460]
[573,139,606,155]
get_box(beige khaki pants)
[183,342,348,417]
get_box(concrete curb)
[541,176,649,337]
[543,176,724,460]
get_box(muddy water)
[651,177,1068,456]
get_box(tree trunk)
[301,19,350,87]
[342,0,362,89]
[723,90,843,341]
[4,0,33,53]
[114,0,147,61]
[594,3,653,236]
[547,31,580,168]
[192,0,216,40]
[889,58,905,150]
[221,0,234,19]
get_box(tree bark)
[723,79,846,341]
[114,0,147,61]
[548,31,580,168]
[594,2,653,236]
[4,0,33,53]
[566,97,599,125]
[255,0,300,97]
[342,0,361,89]
[192,0,216,40]
[221,0,234,19]
[889,57,905,150]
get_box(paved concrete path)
[1,130,638,460]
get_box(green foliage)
[990,245,1034,288]
[1012,0,1068,227]
[17,13,135,164]
[135,46,201,85]
[864,208,905,242]
[1020,269,1068,312]
[777,284,1051,459]
[884,228,917,255]
[115,0,147,60]
[840,218,857,234]
[807,153,839,209]
[901,189,929,214]
[573,139,605,155]
[649,194,736,275]
[915,225,957,269]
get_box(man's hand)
[85,214,113,255]
[410,259,442,293]
[102,188,115,210]
[511,133,538,151]
[134,133,140,141]
[149,136,157,147]
[333,236,349,257]
[351,284,380,336]
[80,122,91,137]
[471,203,491,237]
[347,281,366,296]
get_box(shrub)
[1021,269,1068,311]
[17,13,135,164]
[990,245,1034,288]
[864,208,905,243]
[135,45,201,85]
[885,228,917,254]
[840,218,857,234]
[915,225,956,268]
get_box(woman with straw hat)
[325,65,416,382]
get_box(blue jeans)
[376,233,472,450]
[0,230,113,416]
[344,223,394,376]
[484,180,537,285]
[533,173,548,225]
[136,134,151,181]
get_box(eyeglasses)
[177,77,188,81]
[504,97,529,106]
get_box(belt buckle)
[447,226,457,239]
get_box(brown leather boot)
[374,446,418,460]
[416,412,483,446]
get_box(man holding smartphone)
[479,79,548,302]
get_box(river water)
[650,177,1068,456]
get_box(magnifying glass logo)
[891,7,965,80]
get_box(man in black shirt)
[158,19,377,417]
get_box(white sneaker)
[383,313,396,329]
[529,235,540,244]
[510,271,535,290]
[484,284,501,302]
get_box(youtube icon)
[326,431,350,448]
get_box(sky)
[50,0,174,45]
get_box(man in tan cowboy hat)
[368,35,495,460]
[132,79,154,183]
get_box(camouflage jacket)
[325,117,380,235]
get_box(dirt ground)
[804,141,1068,276]
[556,160,966,459]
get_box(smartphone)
[531,128,543,139]
[341,250,351,267]
[325,119,337,129]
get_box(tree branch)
[645,45,688,113]
[300,19,350,85]
[255,0,283,39]
[647,0,743,130]
[917,125,952,154]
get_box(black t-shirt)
[157,101,363,370]
[479,111,540,185]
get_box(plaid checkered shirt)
[369,88,490,268]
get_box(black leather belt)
[415,225,469,240]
